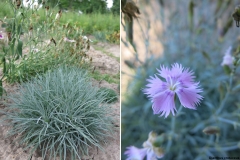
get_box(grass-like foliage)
[0,0,92,88]
[122,1,240,159]
[98,87,118,103]
[3,66,114,160]
[0,1,120,43]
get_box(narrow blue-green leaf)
[202,51,211,63]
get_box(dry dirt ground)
[0,38,120,160]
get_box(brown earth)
[0,36,120,160]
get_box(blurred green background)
[121,0,240,159]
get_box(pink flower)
[143,63,203,118]
[221,46,234,66]
[124,146,147,160]
[0,33,4,39]
[125,132,164,160]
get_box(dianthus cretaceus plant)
[124,63,203,160]
[1,66,115,160]
[143,63,203,118]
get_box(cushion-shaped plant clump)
[3,66,114,160]
[97,87,118,103]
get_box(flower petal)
[170,63,184,78]
[125,146,147,160]
[171,63,196,86]
[178,68,195,86]
[146,149,158,160]
[143,75,167,98]
[152,90,176,118]
[153,147,164,159]
[157,65,171,79]
[176,84,203,109]
[221,46,233,66]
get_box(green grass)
[97,87,118,103]
[0,1,13,18]
[90,70,120,84]
[93,45,120,62]
[0,1,119,34]
[0,0,119,88]
[59,13,119,34]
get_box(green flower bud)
[203,126,220,135]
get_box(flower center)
[167,76,179,91]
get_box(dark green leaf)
[17,40,23,57]
[202,51,211,63]
[223,65,231,75]
[188,0,194,30]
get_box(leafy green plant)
[122,0,240,159]
[0,0,91,87]
[106,31,120,44]
[98,87,118,103]
[93,31,107,42]
[0,1,120,45]
[90,70,120,84]
[2,66,114,160]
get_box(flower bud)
[221,46,234,67]
[203,126,220,135]
[152,134,166,147]
[153,147,164,158]
[143,131,164,159]
[232,5,240,27]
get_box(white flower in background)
[23,0,42,9]
[31,48,39,53]
[55,10,62,20]
[78,10,83,15]
[63,37,76,43]
[82,36,93,42]
[142,132,164,160]
[221,46,234,66]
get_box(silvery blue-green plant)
[122,0,240,159]
[97,87,118,103]
[2,66,114,160]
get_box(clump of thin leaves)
[2,66,114,160]
[122,0,240,159]
[97,87,118,103]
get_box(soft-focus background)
[121,0,240,159]
[0,0,120,159]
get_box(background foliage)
[122,0,240,159]
[0,0,120,43]
[42,0,120,14]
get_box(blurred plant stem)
[166,105,183,152]
[125,16,133,46]
[209,144,239,152]
[217,117,240,128]
[215,68,235,115]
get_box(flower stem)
[209,144,239,151]
[217,117,240,128]
[166,114,175,152]
[166,105,183,152]
[215,73,233,115]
